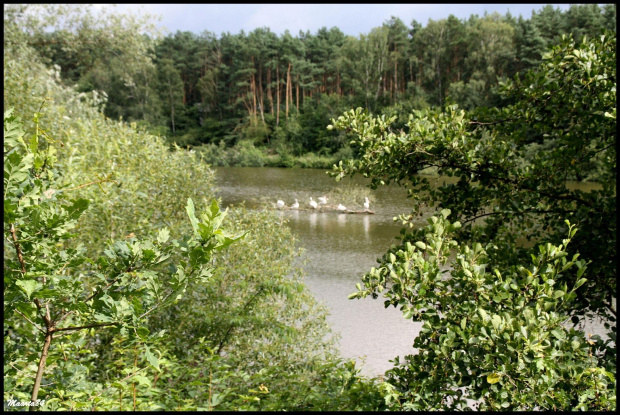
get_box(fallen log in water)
[342,209,375,214]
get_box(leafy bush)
[196,141,231,166]
[350,211,615,410]
[4,108,243,410]
[332,33,616,410]
[131,205,386,411]
[4,39,218,256]
[228,140,267,166]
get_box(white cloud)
[90,3,576,37]
[244,4,316,34]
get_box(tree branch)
[215,286,264,355]
[10,223,52,327]
[56,265,140,325]
[468,118,514,126]
[53,322,118,333]
[138,290,173,320]
[573,143,615,166]
[461,211,503,225]
[432,160,594,208]
[62,178,117,192]
[461,208,576,226]
[10,224,26,274]
[90,367,148,401]
[14,309,46,334]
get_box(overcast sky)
[106,4,574,37]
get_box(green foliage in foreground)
[331,33,616,320]
[4,107,385,411]
[4,39,218,256]
[351,211,615,410]
[332,33,616,410]
[4,108,244,408]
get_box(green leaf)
[93,313,114,323]
[137,327,149,340]
[65,198,89,221]
[573,278,587,290]
[15,280,43,300]
[487,373,501,384]
[491,315,501,330]
[186,198,199,234]
[468,336,480,344]
[35,289,59,298]
[133,374,151,387]
[550,329,565,339]
[157,228,170,244]
[144,346,160,371]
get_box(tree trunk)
[286,62,291,119]
[30,332,53,410]
[296,73,299,112]
[418,55,422,87]
[289,65,293,115]
[258,63,265,123]
[169,86,176,134]
[141,69,149,121]
[337,72,341,96]
[375,74,383,103]
[251,58,257,122]
[393,48,398,102]
[276,65,280,126]
[383,73,387,97]
[267,67,274,115]
[437,59,442,107]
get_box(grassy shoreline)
[193,140,444,174]
[194,140,354,169]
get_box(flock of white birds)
[275,196,371,212]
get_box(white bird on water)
[318,196,328,205]
[337,203,347,211]
[309,197,318,209]
[363,197,370,210]
[276,200,285,209]
[291,199,299,209]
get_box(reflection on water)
[215,166,420,375]
[308,212,318,229]
[337,213,346,226]
[213,166,611,376]
[363,215,370,240]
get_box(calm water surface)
[213,166,611,376]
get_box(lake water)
[213,166,611,377]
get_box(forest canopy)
[4,3,616,168]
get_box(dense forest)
[7,4,616,168]
[4,3,616,411]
